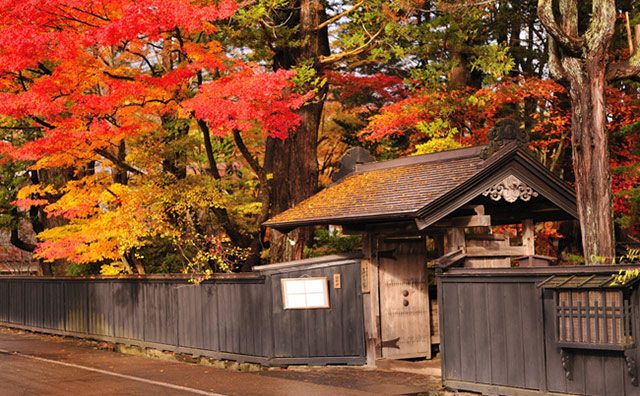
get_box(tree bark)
[265,0,329,263]
[565,64,615,262]
[538,0,618,263]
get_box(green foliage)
[413,118,467,155]
[561,251,585,265]
[304,228,362,258]
[66,261,101,276]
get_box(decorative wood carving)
[625,349,638,386]
[480,118,529,159]
[483,175,539,203]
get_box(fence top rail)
[439,264,640,278]
[0,272,265,283]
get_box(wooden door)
[379,238,431,359]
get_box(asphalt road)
[0,329,439,396]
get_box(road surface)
[0,328,439,395]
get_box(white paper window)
[281,277,330,309]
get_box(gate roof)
[264,142,577,232]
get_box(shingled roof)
[264,142,577,231]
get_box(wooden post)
[523,219,535,256]
[361,232,382,366]
[445,227,465,254]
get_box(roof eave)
[264,210,418,232]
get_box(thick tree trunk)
[265,0,328,263]
[538,0,618,264]
[566,64,616,263]
[266,96,324,262]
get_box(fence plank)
[472,283,490,384]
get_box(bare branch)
[104,71,135,81]
[315,1,363,31]
[94,147,144,175]
[231,129,266,182]
[195,118,222,179]
[318,26,384,66]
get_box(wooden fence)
[438,266,640,396]
[0,255,366,366]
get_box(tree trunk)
[538,0,618,263]
[266,95,325,262]
[265,0,328,263]
[566,63,615,262]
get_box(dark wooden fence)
[0,255,365,366]
[438,266,640,396]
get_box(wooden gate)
[378,237,431,359]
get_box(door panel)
[379,238,431,359]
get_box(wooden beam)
[466,246,527,257]
[522,219,535,256]
[431,215,492,229]
[446,228,466,253]
[435,249,466,268]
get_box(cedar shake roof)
[265,146,484,228]
[264,143,577,231]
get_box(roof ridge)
[355,145,485,173]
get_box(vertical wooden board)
[520,283,543,390]
[42,281,65,330]
[487,283,508,386]
[145,282,177,345]
[379,239,431,359]
[235,284,247,354]
[24,281,43,327]
[240,284,253,354]
[88,282,113,337]
[219,283,234,353]
[441,282,461,380]
[343,263,365,357]
[543,289,567,394]
[326,269,345,357]
[261,278,274,359]
[203,284,219,351]
[603,352,625,396]
[115,281,144,340]
[584,354,605,396]
[504,283,525,388]
[216,283,235,353]
[144,282,160,343]
[458,283,477,382]
[290,304,310,357]
[177,284,205,349]
[176,285,190,347]
[471,283,491,384]
[307,297,328,357]
[64,282,88,333]
[252,282,271,357]
[9,281,25,324]
[230,284,242,354]
[246,284,261,356]
[0,280,9,322]
[271,274,292,357]
[566,350,586,395]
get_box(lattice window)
[539,274,637,350]
[556,289,633,349]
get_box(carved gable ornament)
[480,118,529,160]
[483,175,539,203]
